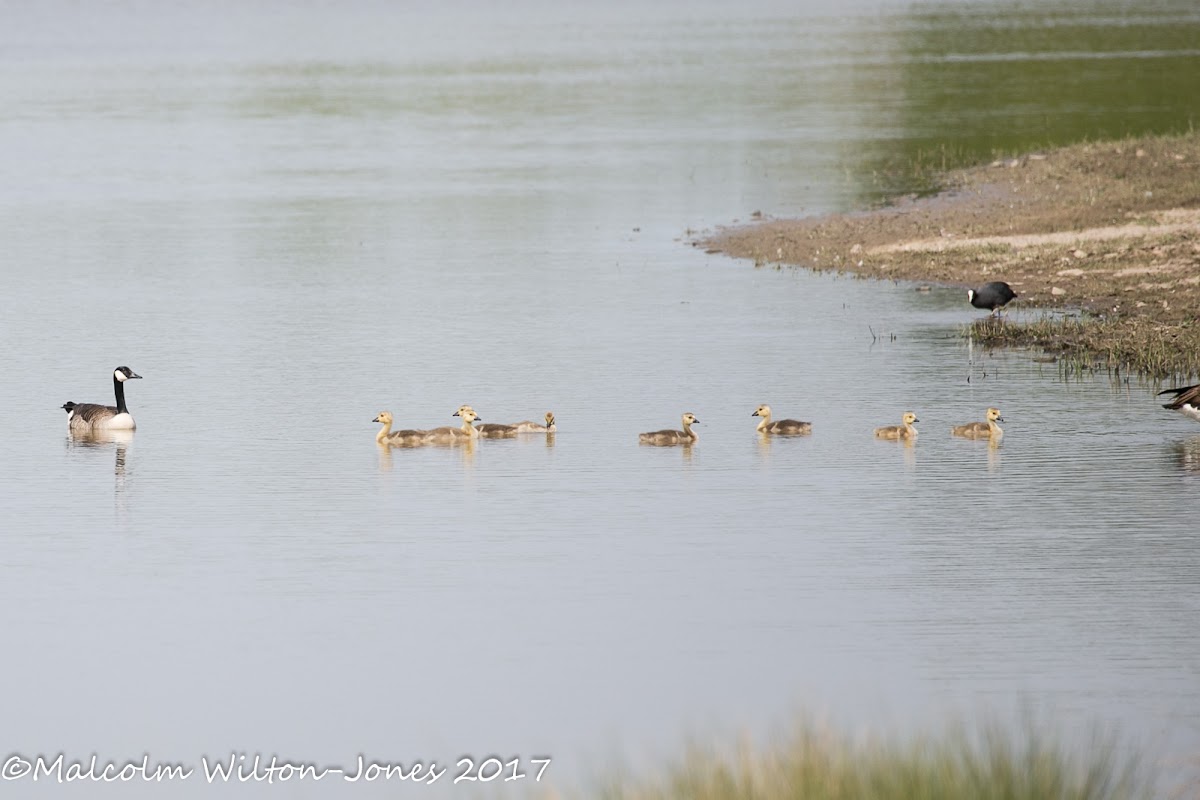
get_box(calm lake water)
[1,0,1198,796]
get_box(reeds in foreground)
[587,720,1149,800]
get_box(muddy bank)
[702,132,1200,377]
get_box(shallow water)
[1,0,1199,796]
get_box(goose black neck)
[113,374,129,414]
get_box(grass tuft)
[967,314,1200,381]
[589,719,1149,800]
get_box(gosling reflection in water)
[986,437,1002,472]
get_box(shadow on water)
[849,0,1200,200]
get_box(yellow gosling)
[752,404,812,435]
[373,411,428,447]
[875,412,919,440]
[639,412,699,446]
[424,408,482,445]
[952,407,1004,439]
[513,412,556,433]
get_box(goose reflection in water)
[1171,436,1200,473]
[66,429,134,511]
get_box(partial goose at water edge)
[1158,383,1200,423]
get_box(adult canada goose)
[1158,384,1200,423]
[373,411,428,446]
[424,408,481,444]
[639,412,699,446]
[952,407,1004,439]
[62,366,142,433]
[752,404,812,435]
[512,412,556,433]
[967,281,1017,315]
[875,412,919,439]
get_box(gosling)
[752,404,812,435]
[424,408,481,444]
[512,412,556,433]
[373,411,428,446]
[452,405,516,438]
[874,412,919,440]
[1158,384,1200,423]
[952,407,1004,439]
[639,412,699,446]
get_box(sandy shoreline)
[701,132,1200,376]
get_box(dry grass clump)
[968,315,1200,381]
[591,721,1148,800]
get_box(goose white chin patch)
[114,370,129,382]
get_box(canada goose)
[875,412,919,439]
[1158,384,1200,423]
[62,366,142,433]
[512,412,556,433]
[424,408,481,444]
[639,412,699,446]
[968,281,1017,315]
[752,404,812,435]
[952,407,1004,439]
[373,411,429,446]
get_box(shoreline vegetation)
[702,131,1200,380]
[589,719,1160,800]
